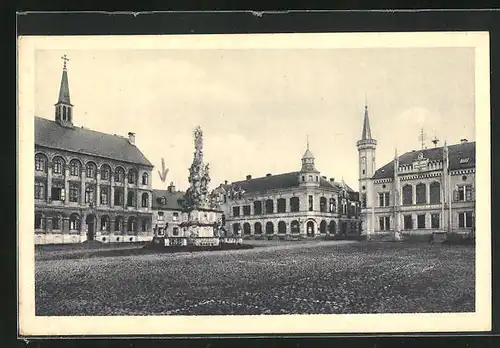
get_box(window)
[328,220,336,234]
[86,163,96,178]
[417,214,426,229]
[141,192,149,207]
[308,195,313,211]
[243,205,251,216]
[52,215,61,230]
[173,212,179,221]
[379,216,390,231]
[458,211,474,228]
[302,176,305,182]
[173,227,179,236]
[254,201,262,215]
[431,213,440,228]
[265,221,274,234]
[361,194,366,208]
[85,186,95,204]
[254,222,262,235]
[265,199,274,214]
[403,215,413,230]
[320,197,327,212]
[160,197,167,205]
[233,223,241,234]
[127,217,136,232]
[278,221,287,234]
[70,160,80,176]
[35,154,46,172]
[315,176,319,182]
[157,227,165,236]
[429,182,440,204]
[142,173,148,185]
[243,223,251,235]
[277,198,286,213]
[51,184,65,201]
[319,220,327,234]
[114,217,123,232]
[100,216,109,231]
[290,197,300,212]
[128,170,137,184]
[141,219,148,232]
[69,183,79,202]
[100,187,109,205]
[100,165,110,180]
[35,213,44,230]
[157,212,164,221]
[416,183,426,204]
[233,206,240,217]
[114,190,123,206]
[114,168,124,182]
[34,181,45,199]
[53,157,63,174]
[291,220,300,234]
[402,185,413,205]
[127,191,135,207]
[457,185,473,202]
[69,214,80,230]
[378,192,390,207]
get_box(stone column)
[96,170,101,207]
[136,189,140,209]
[426,183,431,205]
[64,165,69,204]
[123,179,128,209]
[80,168,86,205]
[47,163,52,202]
[412,185,416,205]
[110,174,115,208]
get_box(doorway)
[306,220,315,237]
[86,214,96,241]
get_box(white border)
[18,32,491,336]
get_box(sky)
[34,48,475,191]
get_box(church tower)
[356,104,377,235]
[55,55,74,128]
[299,137,320,188]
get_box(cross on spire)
[419,127,426,150]
[61,54,70,70]
[306,134,310,150]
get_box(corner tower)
[55,54,74,128]
[299,137,320,187]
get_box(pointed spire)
[302,135,314,159]
[58,55,71,104]
[361,103,372,140]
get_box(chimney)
[167,181,175,193]
[246,175,252,180]
[128,132,136,145]
[461,138,468,144]
[329,178,335,182]
[224,180,228,185]
[266,173,272,177]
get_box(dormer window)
[160,197,167,205]
[460,158,470,164]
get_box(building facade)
[357,105,476,241]
[34,60,154,245]
[213,144,361,240]
[151,182,185,238]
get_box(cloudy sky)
[34,47,475,191]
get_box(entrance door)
[86,215,95,241]
[306,221,315,237]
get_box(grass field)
[35,240,475,316]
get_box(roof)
[151,189,185,210]
[35,116,153,167]
[372,141,476,179]
[302,148,314,159]
[360,105,373,140]
[223,172,355,194]
[58,69,71,104]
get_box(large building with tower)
[213,143,362,240]
[357,104,476,241]
[34,57,155,245]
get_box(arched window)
[35,154,47,172]
[100,164,111,181]
[416,183,426,204]
[114,189,123,206]
[127,191,135,207]
[53,157,64,174]
[84,185,95,204]
[402,185,413,205]
[320,197,327,212]
[127,216,136,232]
[320,220,327,234]
[100,215,110,231]
[290,197,300,212]
[254,222,262,235]
[52,215,61,230]
[243,222,251,235]
[328,220,336,234]
[34,181,45,200]
[278,221,286,234]
[114,167,124,182]
[100,187,109,205]
[35,213,44,230]
[128,169,137,184]
[69,213,80,231]
[86,162,96,178]
[430,182,441,204]
[232,223,241,234]
[254,201,262,215]
[141,192,149,207]
[141,219,148,232]
[115,216,123,232]
[277,198,286,213]
[265,199,274,214]
[142,173,149,185]
[265,221,274,234]
[291,220,300,234]
[329,198,337,212]
[69,159,80,177]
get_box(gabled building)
[357,104,476,241]
[151,182,185,238]
[34,58,154,244]
[213,143,361,240]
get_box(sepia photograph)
[18,32,491,335]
